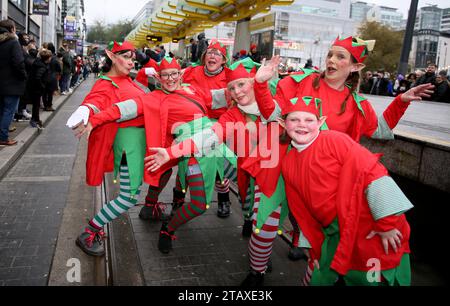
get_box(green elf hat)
[107,40,136,53]
[157,56,181,72]
[225,57,261,83]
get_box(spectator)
[370,69,389,96]
[396,79,411,96]
[29,49,52,128]
[82,56,90,80]
[43,42,62,112]
[432,74,450,102]
[15,32,33,120]
[239,49,248,59]
[59,43,72,95]
[407,72,417,87]
[249,43,261,63]
[0,19,27,146]
[189,38,198,63]
[304,58,313,69]
[196,33,208,60]
[359,70,373,94]
[92,60,100,78]
[414,64,437,100]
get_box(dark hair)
[17,32,29,46]
[29,48,38,58]
[101,49,133,73]
[312,55,360,115]
[0,19,15,32]
[47,42,56,54]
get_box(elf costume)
[182,40,234,218]
[71,41,150,256]
[280,95,412,286]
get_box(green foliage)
[86,19,134,44]
[357,21,404,73]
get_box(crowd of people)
[0,19,96,146]
[65,33,437,287]
[359,63,449,102]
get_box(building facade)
[350,1,404,31]
[132,0,154,28]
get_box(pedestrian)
[190,38,198,63]
[29,49,53,129]
[279,94,413,286]
[72,56,233,255]
[66,41,150,257]
[359,70,373,94]
[239,49,248,60]
[15,32,33,120]
[0,19,27,146]
[251,36,433,265]
[59,43,72,95]
[43,42,62,112]
[432,73,450,103]
[196,33,208,61]
[249,43,261,63]
[370,69,390,96]
[414,64,437,100]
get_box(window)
[9,0,26,10]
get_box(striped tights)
[248,184,282,273]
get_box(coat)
[0,27,27,96]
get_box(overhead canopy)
[126,0,294,46]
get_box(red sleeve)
[373,215,401,232]
[382,94,410,129]
[89,105,121,128]
[254,81,276,119]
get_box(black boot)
[158,223,175,254]
[172,188,185,213]
[139,203,158,220]
[75,226,106,257]
[288,246,308,261]
[217,191,231,218]
[241,270,265,287]
[242,219,253,238]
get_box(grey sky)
[84,0,450,25]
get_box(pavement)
[0,81,448,286]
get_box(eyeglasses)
[160,71,180,80]
[206,50,223,57]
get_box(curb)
[0,85,81,179]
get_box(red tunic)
[81,75,145,186]
[281,130,410,274]
[182,65,229,118]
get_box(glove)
[66,106,90,128]
[145,67,156,77]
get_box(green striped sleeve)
[365,176,414,220]
[371,115,395,140]
[115,99,138,122]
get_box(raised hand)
[366,228,403,255]
[401,83,435,103]
[145,147,170,172]
[255,55,281,83]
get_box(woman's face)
[284,111,322,145]
[111,50,135,75]
[227,78,255,106]
[325,46,356,82]
[159,68,182,92]
[204,48,226,72]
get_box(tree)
[357,21,404,73]
[86,19,134,44]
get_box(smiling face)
[159,68,182,92]
[204,48,226,72]
[227,78,255,107]
[284,111,324,145]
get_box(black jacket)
[0,27,27,95]
[45,55,62,91]
[29,58,49,95]
[433,81,450,103]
